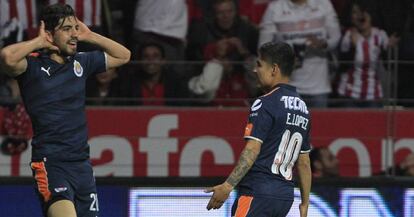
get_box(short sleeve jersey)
[16,51,106,161]
[238,83,311,200]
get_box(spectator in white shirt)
[259,0,341,108]
[131,0,188,63]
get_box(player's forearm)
[0,37,42,67]
[226,145,260,187]
[297,158,312,204]
[85,32,131,63]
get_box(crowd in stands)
[1,0,414,108]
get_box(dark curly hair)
[259,41,295,77]
[40,3,76,31]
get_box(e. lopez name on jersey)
[280,96,309,130]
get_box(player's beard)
[61,41,77,57]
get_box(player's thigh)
[47,199,77,217]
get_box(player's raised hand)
[37,21,59,52]
[205,182,233,210]
[77,20,93,42]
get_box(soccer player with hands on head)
[0,3,130,217]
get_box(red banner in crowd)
[1,108,413,177]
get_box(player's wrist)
[32,37,46,50]
[223,181,235,190]
[79,31,97,44]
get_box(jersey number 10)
[271,129,303,180]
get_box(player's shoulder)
[73,51,104,61]
[73,51,92,58]
[26,52,45,68]
[26,52,42,62]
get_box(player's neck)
[266,78,290,92]
[274,77,290,88]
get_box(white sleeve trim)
[244,136,263,144]
[300,149,311,154]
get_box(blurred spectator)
[186,0,208,22]
[187,0,272,26]
[378,153,414,176]
[187,0,258,61]
[399,153,414,176]
[187,0,236,22]
[310,147,339,177]
[336,1,398,108]
[43,0,106,51]
[129,0,189,102]
[238,0,274,26]
[86,68,122,106]
[187,0,259,99]
[130,0,187,65]
[259,0,341,108]
[364,0,408,38]
[0,2,35,153]
[187,58,250,107]
[120,42,184,106]
[330,0,350,28]
[0,0,38,46]
[0,18,23,48]
[397,0,414,107]
[0,78,30,155]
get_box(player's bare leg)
[48,200,77,217]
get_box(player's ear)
[272,64,280,77]
[45,30,54,43]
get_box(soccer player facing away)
[206,42,312,217]
[0,4,130,217]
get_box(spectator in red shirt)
[186,0,260,104]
